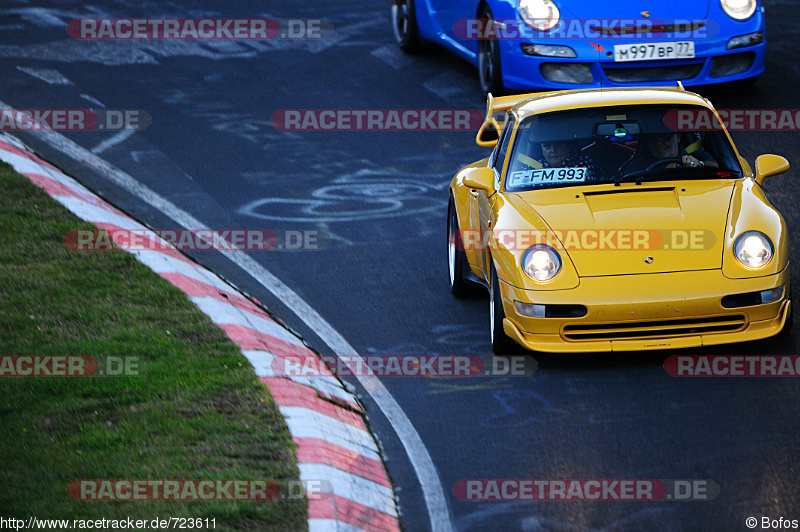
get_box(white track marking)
[91,129,135,154]
[16,66,73,85]
[0,104,453,531]
[80,94,105,107]
[423,72,474,102]
[370,44,416,70]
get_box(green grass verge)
[0,162,307,530]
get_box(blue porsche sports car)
[391,0,765,93]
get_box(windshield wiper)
[614,167,734,185]
[614,168,682,185]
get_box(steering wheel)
[646,157,683,171]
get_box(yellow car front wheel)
[448,196,474,298]
[490,261,516,354]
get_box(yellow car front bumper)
[501,268,791,353]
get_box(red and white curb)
[0,132,401,532]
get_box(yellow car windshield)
[505,104,742,191]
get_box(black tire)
[477,6,504,96]
[448,197,473,297]
[490,261,517,354]
[392,0,423,53]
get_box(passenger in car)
[514,140,600,180]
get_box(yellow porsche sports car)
[448,86,792,354]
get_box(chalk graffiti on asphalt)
[238,168,450,222]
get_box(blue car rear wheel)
[392,0,423,53]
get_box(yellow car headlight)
[734,231,773,269]
[521,244,561,281]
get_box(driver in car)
[627,133,718,173]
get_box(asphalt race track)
[1,0,799,530]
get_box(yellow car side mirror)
[755,154,789,185]
[462,167,496,193]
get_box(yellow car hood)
[512,181,736,277]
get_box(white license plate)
[613,41,695,62]
[507,167,588,188]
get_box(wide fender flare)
[722,178,789,278]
